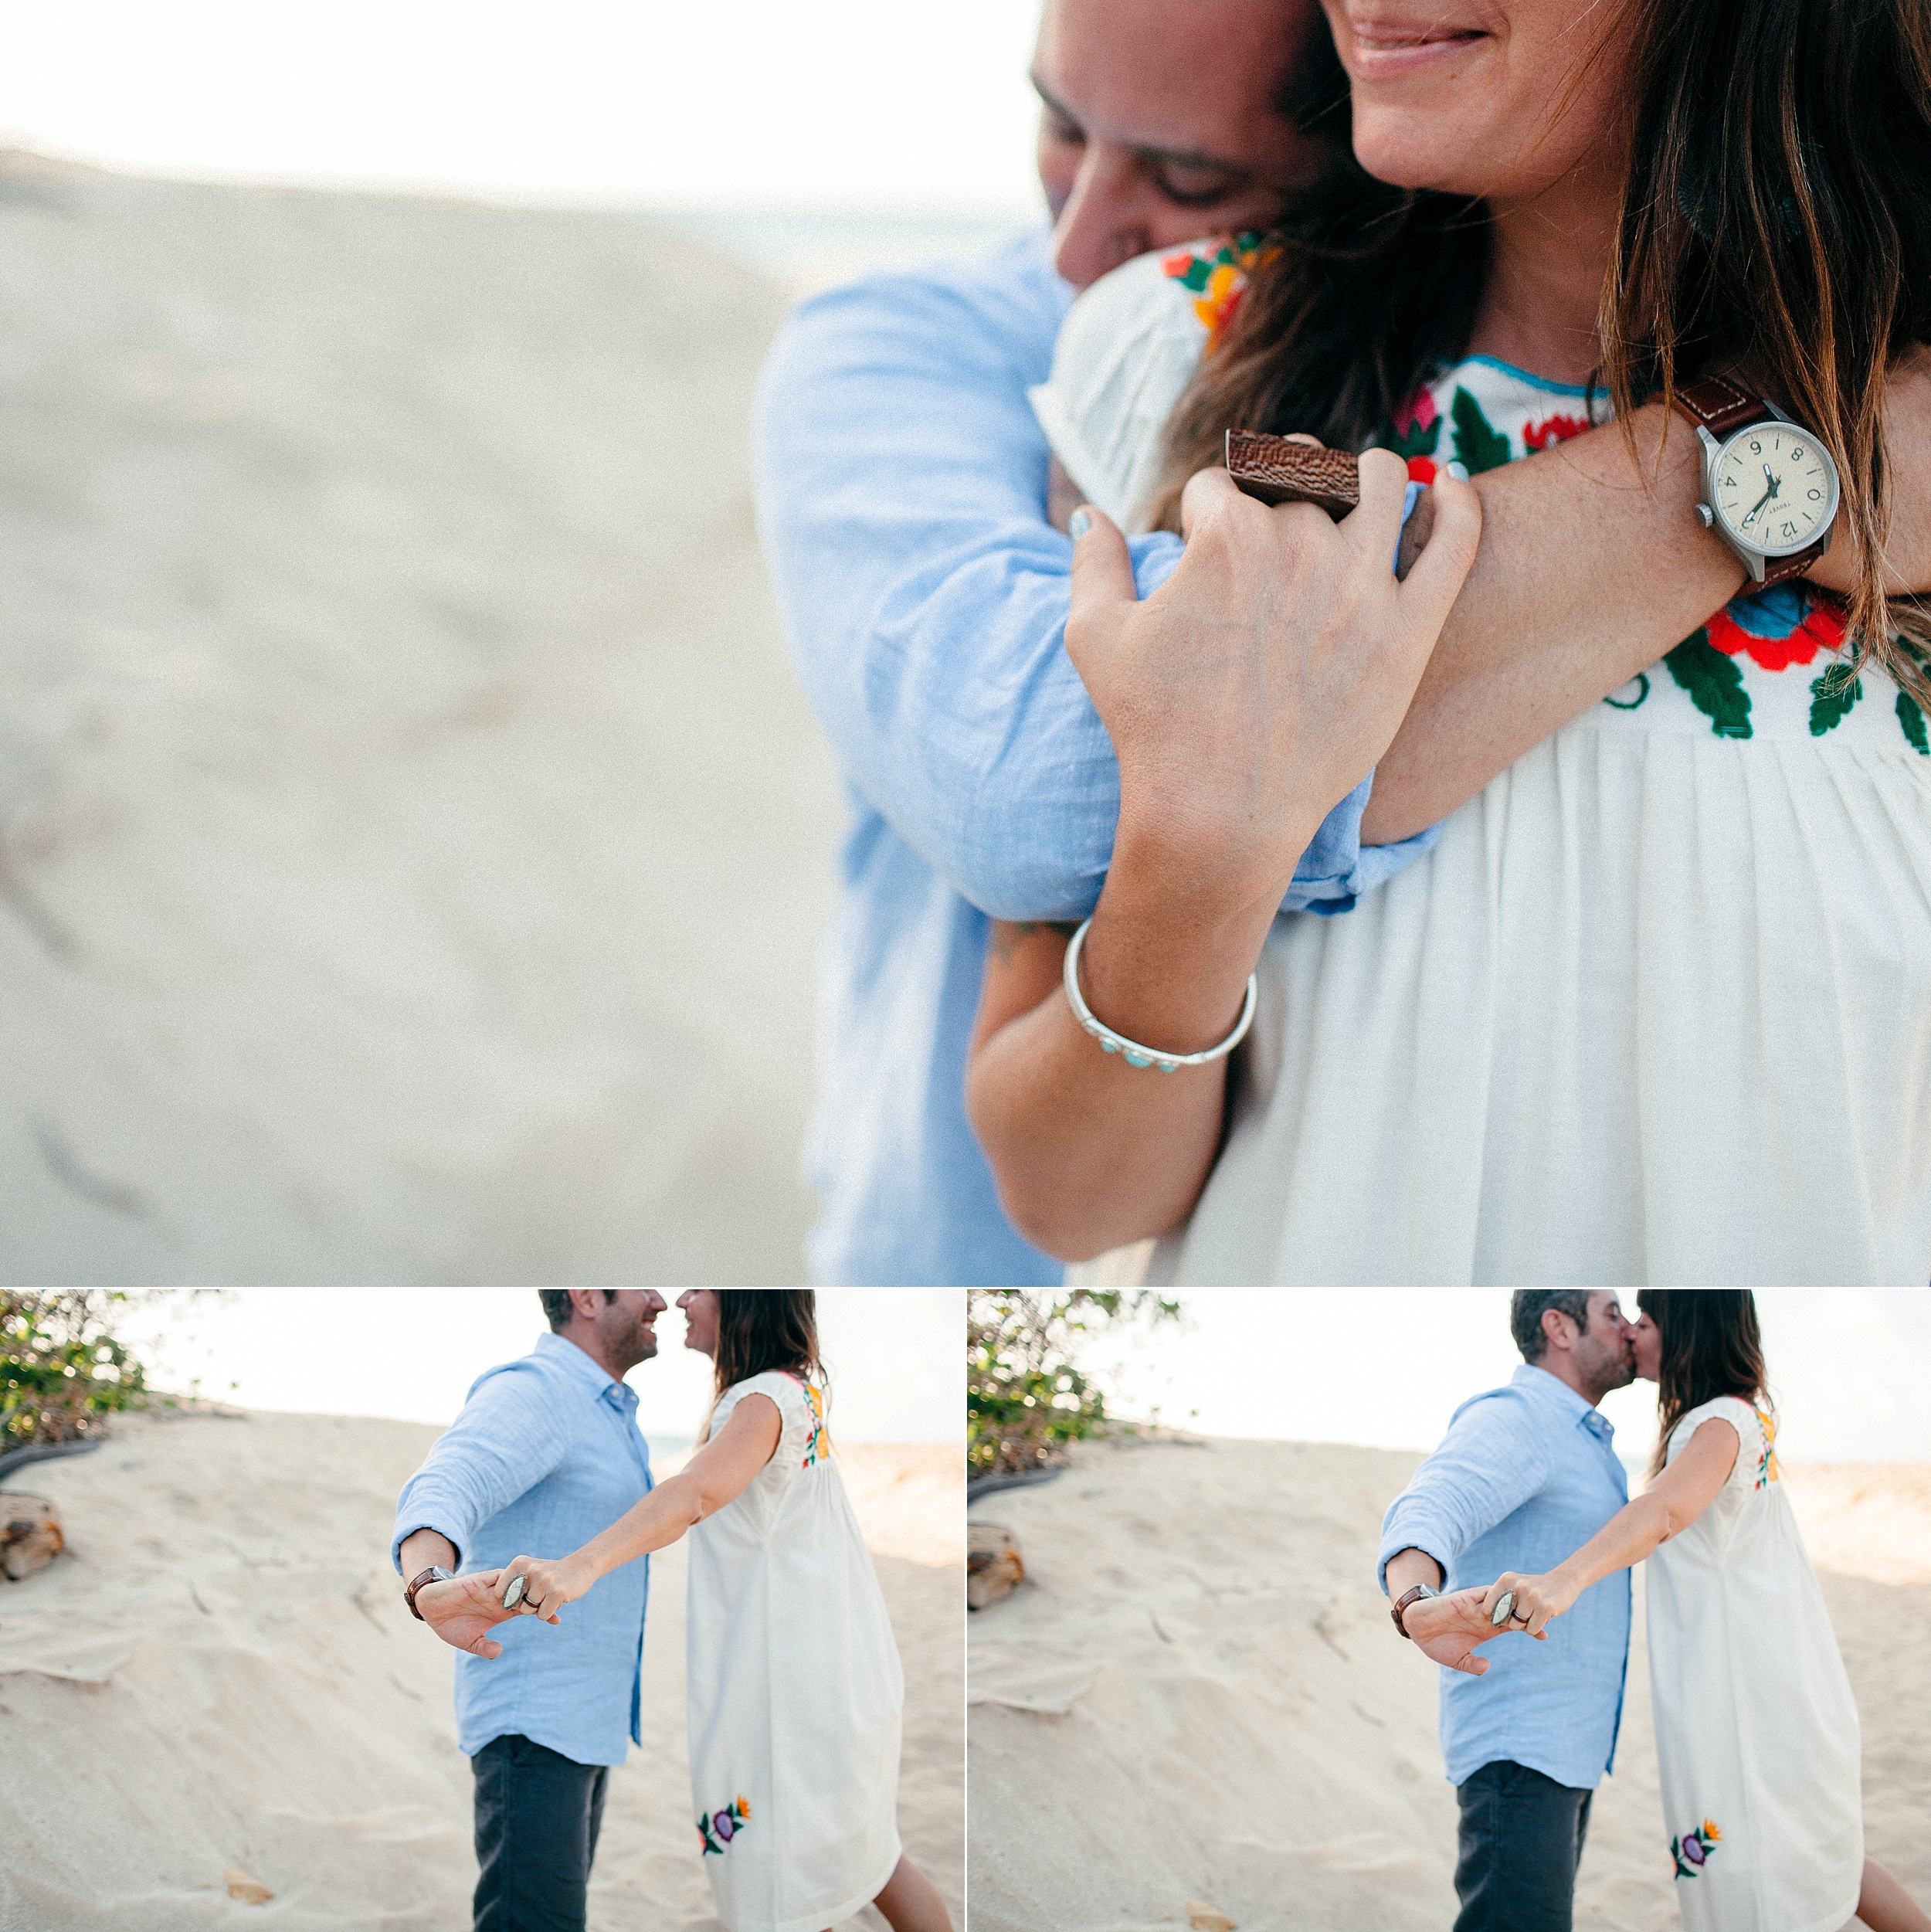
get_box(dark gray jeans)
[1453,1759,1594,1932]
[472,1733,609,1932]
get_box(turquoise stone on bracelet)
[1125,1050,1151,1067]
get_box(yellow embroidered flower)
[738,1794,752,1818]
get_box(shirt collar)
[1512,1362,1616,1445]
[535,1329,637,1411]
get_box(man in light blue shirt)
[394,1290,665,1932]
[755,0,1437,1285]
[1379,1291,1637,1932]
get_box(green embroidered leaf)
[1808,665,1863,735]
[1387,415,1442,461]
[1176,258,1212,293]
[1900,689,1930,754]
[1665,632,1753,739]
[1450,386,1514,474]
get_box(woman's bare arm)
[1471,1418,1741,1637]
[1365,365,1931,842]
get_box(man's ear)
[1542,1309,1574,1355]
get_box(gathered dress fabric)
[685,1372,904,1932]
[1125,356,1931,1284]
[1646,1397,1862,1932]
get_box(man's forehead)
[1033,0,1312,152]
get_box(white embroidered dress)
[1647,1397,1861,1932]
[1030,240,1931,1285]
[686,1371,904,1932]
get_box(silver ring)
[501,1574,526,1611]
[1489,1589,1516,1628]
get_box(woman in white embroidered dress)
[490,1290,950,1932]
[964,0,1931,1284]
[1473,1291,1929,1932]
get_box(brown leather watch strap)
[1226,430,1361,518]
[1671,373,1765,437]
[404,1567,449,1621]
[1391,1583,1437,1638]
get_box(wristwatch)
[404,1565,454,1620]
[1673,375,1840,588]
[1391,1582,1440,1638]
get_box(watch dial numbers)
[1712,426,1831,551]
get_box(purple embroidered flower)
[714,1810,735,1842]
[1682,1836,1705,1868]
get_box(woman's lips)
[1342,20,1490,81]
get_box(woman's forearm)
[967,840,1294,1260]
[1547,1492,1676,1603]
[1365,360,1931,845]
[570,1470,708,1584]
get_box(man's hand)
[414,1570,518,1660]
[1401,1587,1531,1676]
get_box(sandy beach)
[0,152,847,1284]
[0,1407,962,1930]
[967,1438,1931,1932]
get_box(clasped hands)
[412,1554,594,1661]
[1403,1570,1574,1676]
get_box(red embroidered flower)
[1392,389,1439,440]
[1523,413,1590,450]
[1705,596,1848,673]
[1407,456,1438,484]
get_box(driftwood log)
[0,1492,63,1581]
[967,1523,1024,1611]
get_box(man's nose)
[1050,143,1154,292]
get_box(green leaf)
[1665,632,1753,739]
[1808,666,1863,735]
[1175,257,1211,293]
[1900,689,1930,754]
[1387,414,1442,461]
[1450,386,1514,474]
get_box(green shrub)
[967,1290,1181,1479]
[1,1291,152,1450]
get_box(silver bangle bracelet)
[1061,917,1257,1072]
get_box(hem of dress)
[1764,1890,1862,1932]
[745,1835,904,1932]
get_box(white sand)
[0,1407,961,1930]
[967,1437,1931,1932]
[0,151,847,1283]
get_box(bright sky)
[129,1289,962,1445]
[0,2,1044,213]
[1079,1289,1931,1465]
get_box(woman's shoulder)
[1666,1395,1777,1482]
[717,1370,811,1418]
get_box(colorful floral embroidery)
[1450,387,1513,475]
[1161,233,1271,341]
[1671,1818,1722,1878]
[1389,388,1443,482]
[1755,1407,1780,1488]
[697,1794,752,1856]
[801,1380,829,1469]
[1523,413,1590,450]
[1707,583,1846,674]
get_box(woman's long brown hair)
[711,1289,823,1397]
[1635,1289,1770,1477]
[1157,0,1931,703]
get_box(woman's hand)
[1476,1570,1574,1638]
[496,1553,596,1625]
[1067,453,1478,917]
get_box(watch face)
[1710,423,1839,555]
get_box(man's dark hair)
[538,1290,615,1333]
[1509,1291,1594,1363]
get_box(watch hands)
[1740,467,1783,531]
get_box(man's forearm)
[1384,1545,1446,1598]
[1365,366,1931,845]
[398,1527,458,1579]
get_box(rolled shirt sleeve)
[754,230,1438,928]
[1377,1393,1556,1595]
[391,1367,574,1575]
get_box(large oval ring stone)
[1490,1590,1516,1628]
[502,1574,527,1611]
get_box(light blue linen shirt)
[391,1332,653,1767]
[1377,1364,1631,1791]
[754,226,1441,1287]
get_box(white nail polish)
[1444,460,1471,483]
[1068,508,1092,540]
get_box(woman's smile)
[1335,11,1494,83]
